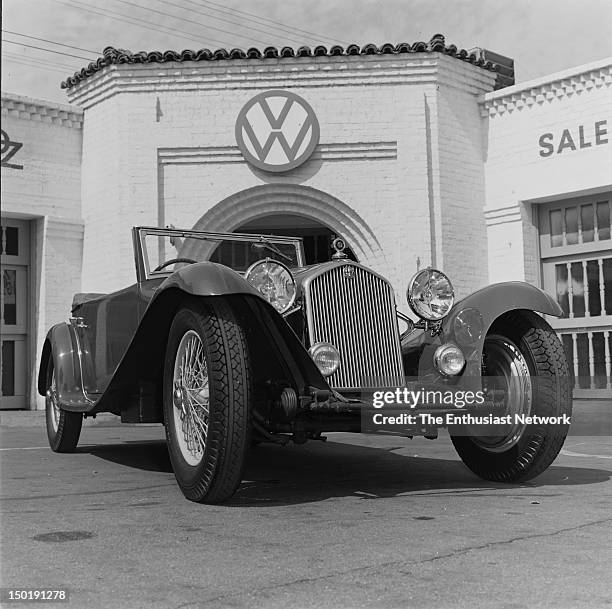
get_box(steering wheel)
[153,257,198,272]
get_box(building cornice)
[66,53,496,109]
[1,92,83,128]
[479,57,612,117]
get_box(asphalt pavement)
[1,410,611,609]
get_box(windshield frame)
[132,226,306,282]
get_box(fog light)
[433,344,465,376]
[309,342,341,377]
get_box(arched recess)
[188,184,385,265]
[234,214,356,264]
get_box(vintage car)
[39,226,571,503]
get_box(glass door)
[1,219,29,409]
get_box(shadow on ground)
[79,437,612,506]
[78,440,173,473]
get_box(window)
[539,194,612,395]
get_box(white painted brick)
[1,96,83,409]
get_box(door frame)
[1,216,32,409]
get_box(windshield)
[138,227,304,278]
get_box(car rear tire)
[451,311,571,483]
[163,298,252,503]
[45,357,83,452]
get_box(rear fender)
[38,323,94,410]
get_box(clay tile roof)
[60,34,504,90]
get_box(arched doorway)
[235,214,357,265]
[189,184,385,267]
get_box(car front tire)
[451,311,571,483]
[45,357,83,452]
[163,298,252,503]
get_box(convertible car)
[39,226,571,503]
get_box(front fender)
[403,282,563,381]
[38,323,93,410]
[451,281,562,372]
[157,262,262,298]
[89,291,330,419]
[450,281,562,327]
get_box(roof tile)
[60,34,501,89]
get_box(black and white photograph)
[1,0,611,607]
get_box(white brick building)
[64,40,498,304]
[1,37,611,408]
[480,58,612,397]
[1,94,83,409]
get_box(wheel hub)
[46,376,61,431]
[173,382,187,412]
[171,330,210,466]
[474,334,533,452]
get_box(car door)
[75,284,141,394]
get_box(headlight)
[245,259,296,313]
[407,268,454,321]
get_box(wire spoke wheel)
[48,369,61,433]
[164,299,252,503]
[44,355,82,453]
[172,330,210,466]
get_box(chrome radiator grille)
[304,263,404,390]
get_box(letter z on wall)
[1,129,23,170]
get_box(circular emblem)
[342,265,356,279]
[235,90,320,173]
[332,237,346,253]
[332,236,349,261]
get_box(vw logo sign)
[235,90,320,173]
